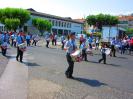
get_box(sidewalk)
[0,54,9,77]
[0,52,28,99]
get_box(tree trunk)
[109,26,111,42]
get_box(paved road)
[0,45,133,99]
[27,45,133,99]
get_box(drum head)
[105,48,111,55]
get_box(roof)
[27,9,84,24]
[73,19,86,23]
[118,16,133,21]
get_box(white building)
[26,8,84,35]
[0,8,84,35]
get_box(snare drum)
[71,50,82,62]
[105,48,111,55]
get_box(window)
[62,22,64,27]
[69,23,71,28]
[59,21,61,27]
[64,22,66,27]
[67,23,69,28]
[52,20,55,26]
[56,21,58,26]
[119,21,128,24]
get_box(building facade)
[0,8,84,35]
[26,9,83,35]
[118,15,133,29]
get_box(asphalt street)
[27,45,133,99]
[0,43,133,99]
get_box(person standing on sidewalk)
[64,32,77,79]
[16,33,25,62]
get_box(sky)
[0,0,133,19]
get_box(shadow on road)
[23,62,41,67]
[74,77,107,87]
[115,56,128,59]
[5,55,16,59]
[86,60,121,67]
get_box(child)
[99,44,107,64]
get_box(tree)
[0,8,30,28]
[126,28,133,36]
[86,14,118,31]
[32,18,52,36]
[4,18,20,31]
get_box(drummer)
[1,32,8,56]
[16,32,25,62]
[99,43,107,64]
[64,32,77,79]
[80,39,88,61]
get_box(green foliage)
[126,28,133,35]
[4,18,20,31]
[86,14,119,31]
[32,18,52,35]
[86,32,101,38]
[0,8,30,27]
[93,32,102,38]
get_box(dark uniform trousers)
[111,45,116,57]
[32,40,37,46]
[66,53,74,77]
[16,47,23,62]
[1,47,7,56]
[99,53,106,64]
[61,41,64,50]
[46,40,50,48]
[82,48,87,61]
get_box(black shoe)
[98,60,100,63]
[65,72,69,78]
[69,76,75,79]
[20,60,23,63]
[16,58,18,61]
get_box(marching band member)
[64,32,77,79]
[45,33,50,48]
[99,44,107,64]
[1,32,8,56]
[80,40,88,61]
[1,40,8,56]
[61,34,65,50]
[16,33,25,62]
[26,33,31,46]
[32,34,40,46]
[110,37,116,57]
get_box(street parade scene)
[0,0,133,99]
